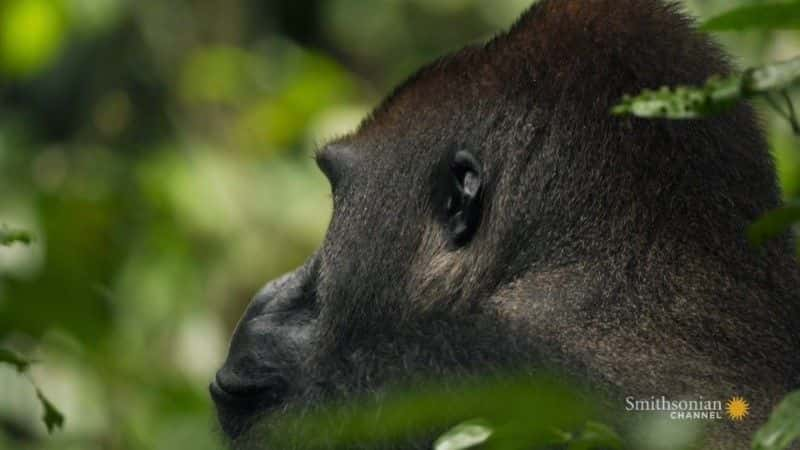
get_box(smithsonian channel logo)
[625,396,750,421]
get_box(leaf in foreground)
[703,2,800,31]
[612,76,742,119]
[747,204,800,247]
[434,419,493,450]
[561,421,623,450]
[752,390,800,450]
[612,57,800,120]
[265,375,597,449]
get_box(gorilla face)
[212,0,800,447]
[211,136,548,441]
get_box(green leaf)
[264,375,597,450]
[563,421,623,450]
[612,76,743,119]
[747,204,800,247]
[0,347,33,372]
[747,58,800,93]
[0,225,32,246]
[752,390,800,450]
[613,57,800,120]
[703,2,800,31]
[36,388,65,433]
[434,419,493,450]
[612,75,743,119]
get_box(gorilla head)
[211,0,800,448]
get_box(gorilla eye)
[436,148,483,247]
[315,144,357,191]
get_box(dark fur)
[212,1,800,448]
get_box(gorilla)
[210,0,800,448]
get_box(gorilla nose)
[212,261,316,435]
[210,365,287,407]
[211,318,290,407]
[211,360,289,439]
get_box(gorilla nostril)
[211,370,288,408]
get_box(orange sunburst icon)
[726,396,750,421]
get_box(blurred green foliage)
[702,1,800,31]
[264,375,603,450]
[752,390,800,450]
[265,381,800,450]
[1,0,800,449]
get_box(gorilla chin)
[212,1,800,449]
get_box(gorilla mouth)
[210,374,289,439]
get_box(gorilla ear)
[442,149,483,247]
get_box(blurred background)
[0,0,799,449]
